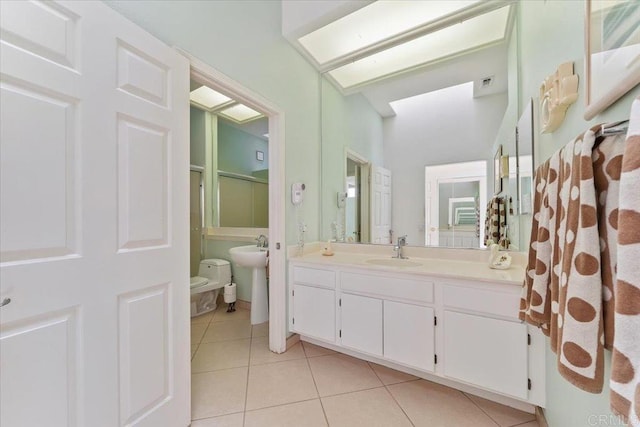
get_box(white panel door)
[370,165,392,244]
[443,311,528,399]
[384,301,434,372]
[292,285,335,342]
[340,293,383,356]
[0,2,190,426]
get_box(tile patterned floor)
[191,308,539,427]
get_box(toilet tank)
[198,259,231,285]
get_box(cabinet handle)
[0,298,11,307]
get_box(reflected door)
[0,2,190,426]
[370,166,392,244]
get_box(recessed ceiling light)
[328,5,511,89]
[299,0,481,65]
[218,104,263,124]
[190,86,232,109]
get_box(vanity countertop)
[289,244,526,286]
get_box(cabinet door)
[384,301,435,372]
[444,311,528,399]
[293,285,335,342]
[341,293,383,356]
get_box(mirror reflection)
[424,160,487,248]
[320,12,534,251]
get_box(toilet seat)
[190,276,225,295]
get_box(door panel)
[0,308,79,427]
[118,285,170,426]
[0,82,79,262]
[117,117,169,250]
[0,1,190,426]
[370,166,392,244]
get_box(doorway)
[186,53,287,354]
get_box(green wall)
[218,121,268,176]
[516,1,640,426]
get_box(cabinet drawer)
[293,266,336,289]
[443,284,520,319]
[341,272,433,304]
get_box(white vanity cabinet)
[288,259,544,409]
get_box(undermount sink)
[229,245,268,268]
[366,258,422,268]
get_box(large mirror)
[320,8,534,252]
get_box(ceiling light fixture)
[299,0,481,66]
[218,103,263,124]
[327,5,511,90]
[189,85,233,110]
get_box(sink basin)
[229,245,268,268]
[366,258,422,268]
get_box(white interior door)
[370,165,392,244]
[0,2,190,426]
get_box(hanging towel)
[520,128,607,393]
[484,196,507,247]
[593,134,626,350]
[611,97,640,426]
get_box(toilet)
[190,259,232,317]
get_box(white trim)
[179,50,287,353]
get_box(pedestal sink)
[229,245,268,325]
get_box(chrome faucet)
[393,235,408,259]
[255,234,268,248]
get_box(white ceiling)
[282,0,510,117]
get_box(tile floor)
[191,307,539,427]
